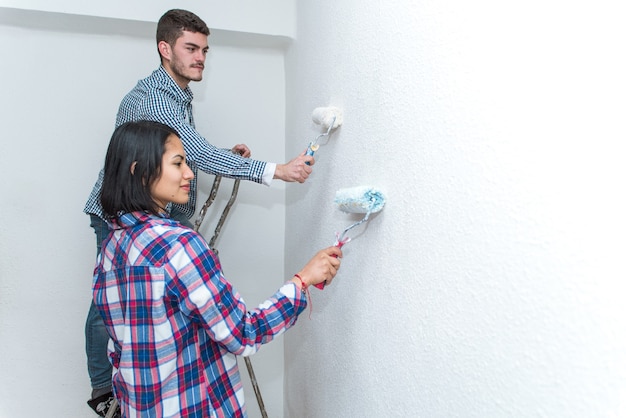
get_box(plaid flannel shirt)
[84,66,267,219]
[93,212,306,417]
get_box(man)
[83,9,314,417]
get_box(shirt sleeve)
[166,230,307,356]
[262,162,276,186]
[142,86,269,183]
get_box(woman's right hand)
[293,246,342,289]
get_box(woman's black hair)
[100,120,179,219]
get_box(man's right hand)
[274,151,315,183]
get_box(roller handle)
[305,142,319,165]
[313,241,345,290]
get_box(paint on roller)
[333,186,386,247]
[312,106,343,130]
[305,106,343,160]
[334,186,386,214]
[314,185,386,290]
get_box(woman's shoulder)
[139,217,211,265]
[158,218,209,247]
[148,216,198,237]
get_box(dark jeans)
[85,215,111,390]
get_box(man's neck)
[162,64,190,90]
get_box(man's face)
[168,30,209,86]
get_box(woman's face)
[150,134,194,211]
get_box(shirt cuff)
[262,162,276,186]
[279,282,297,299]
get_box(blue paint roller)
[315,186,386,289]
[305,106,343,163]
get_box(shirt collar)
[109,211,169,230]
[155,65,194,102]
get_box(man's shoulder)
[117,70,180,122]
[127,69,173,95]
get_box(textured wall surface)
[284,1,626,417]
[2,1,625,417]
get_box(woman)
[93,120,341,417]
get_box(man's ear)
[130,161,137,175]
[158,41,171,61]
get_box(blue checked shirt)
[84,66,269,219]
[93,211,307,417]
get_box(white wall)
[4,2,626,418]
[0,6,290,418]
[285,1,626,417]
[0,0,295,38]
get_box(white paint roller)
[306,106,343,158]
[312,106,343,130]
[315,186,386,290]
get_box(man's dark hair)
[156,9,210,47]
[100,120,179,219]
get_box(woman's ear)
[130,161,137,175]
